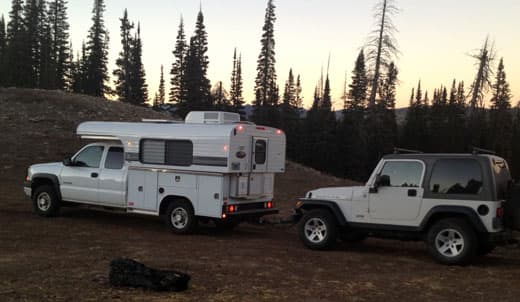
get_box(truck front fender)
[31,173,62,200]
[295,199,348,226]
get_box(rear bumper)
[227,208,279,217]
[24,181,32,197]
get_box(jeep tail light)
[496,207,504,218]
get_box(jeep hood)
[305,186,365,201]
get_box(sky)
[1,0,518,109]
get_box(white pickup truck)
[24,111,286,233]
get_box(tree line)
[1,0,519,181]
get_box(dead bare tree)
[468,37,496,111]
[365,0,400,109]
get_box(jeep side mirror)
[63,158,72,166]
[374,175,391,188]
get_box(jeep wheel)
[426,218,477,265]
[32,185,60,217]
[165,200,197,234]
[298,209,337,250]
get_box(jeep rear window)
[430,159,483,195]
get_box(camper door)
[252,137,268,172]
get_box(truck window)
[430,159,483,195]
[74,146,104,168]
[255,140,267,164]
[105,147,124,169]
[140,139,193,166]
[379,161,423,187]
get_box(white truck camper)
[24,111,286,233]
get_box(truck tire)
[298,209,338,250]
[165,200,197,234]
[426,218,477,265]
[32,185,60,217]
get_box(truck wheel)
[32,185,60,217]
[298,209,337,250]
[426,218,477,265]
[165,200,197,234]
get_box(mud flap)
[505,184,520,231]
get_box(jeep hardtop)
[294,151,519,265]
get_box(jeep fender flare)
[419,205,487,233]
[31,173,62,200]
[297,199,348,226]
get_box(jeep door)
[368,160,425,222]
[60,145,105,203]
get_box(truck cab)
[294,151,518,265]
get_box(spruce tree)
[280,68,297,133]
[23,0,42,87]
[113,9,134,103]
[253,0,278,125]
[346,50,368,111]
[212,81,230,111]
[229,48,244,116]
[511,105,520,180]
[170,17,187,103]
[489,58,513,158]
[158,64,165,106]
[0,15,6,85]
[5,0,27,87]
[128,23,148,106]
[48,0,70,89]
[38,1,56,89]
[84,0,109,97]
[181,9,211,116]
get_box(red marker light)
[276,129,283,135]
[237,125,245,132]
[256,126,266,130]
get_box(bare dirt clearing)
[1,89,520,301]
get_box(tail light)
[265,201,273,209]
[496,207,504,218]
[227,205,236,213]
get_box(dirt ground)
[2,89,520,301]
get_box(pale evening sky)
[1,0,518,108]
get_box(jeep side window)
[379,161,423,187]
[104,147,124,169]
[429,159,483,195]
[74,146,104,168]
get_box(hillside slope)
[0,88,356,213]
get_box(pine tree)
[346,50,368,111]
[212,81,230,111]
[38,1,56,89]
[84,0,109,97]
[5,0,27,87]
[489,58,513,158]
[23,0,42,87]
[229,48,244,117]
[113,9,134,103]
[169,17,187,103]
[128,23,148,106]
[0,15,6,86]
[512,105,520,180]
[253,0,278,125]
[181,9,212,116]
[48,0,70,89]
[294,74,302,108]
[366,0,400,109]
[157,64,165,106]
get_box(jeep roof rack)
[472,147,496,155]
[393,148,423,154]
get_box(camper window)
[140,139,193,167]
[255,140,267,164]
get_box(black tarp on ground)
[109,258,190,292]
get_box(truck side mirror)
[63,158,72,166]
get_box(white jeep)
[294,150,519,265]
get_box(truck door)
[60,145,104,203]
[98,146,127,207]
[368,160,425,222]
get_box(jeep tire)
[298,209,338,250]
[165,200,198,234]
[32,185,61,217]
[426,218,477,265]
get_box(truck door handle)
[91,172,99,178]
[408,189,417,197]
